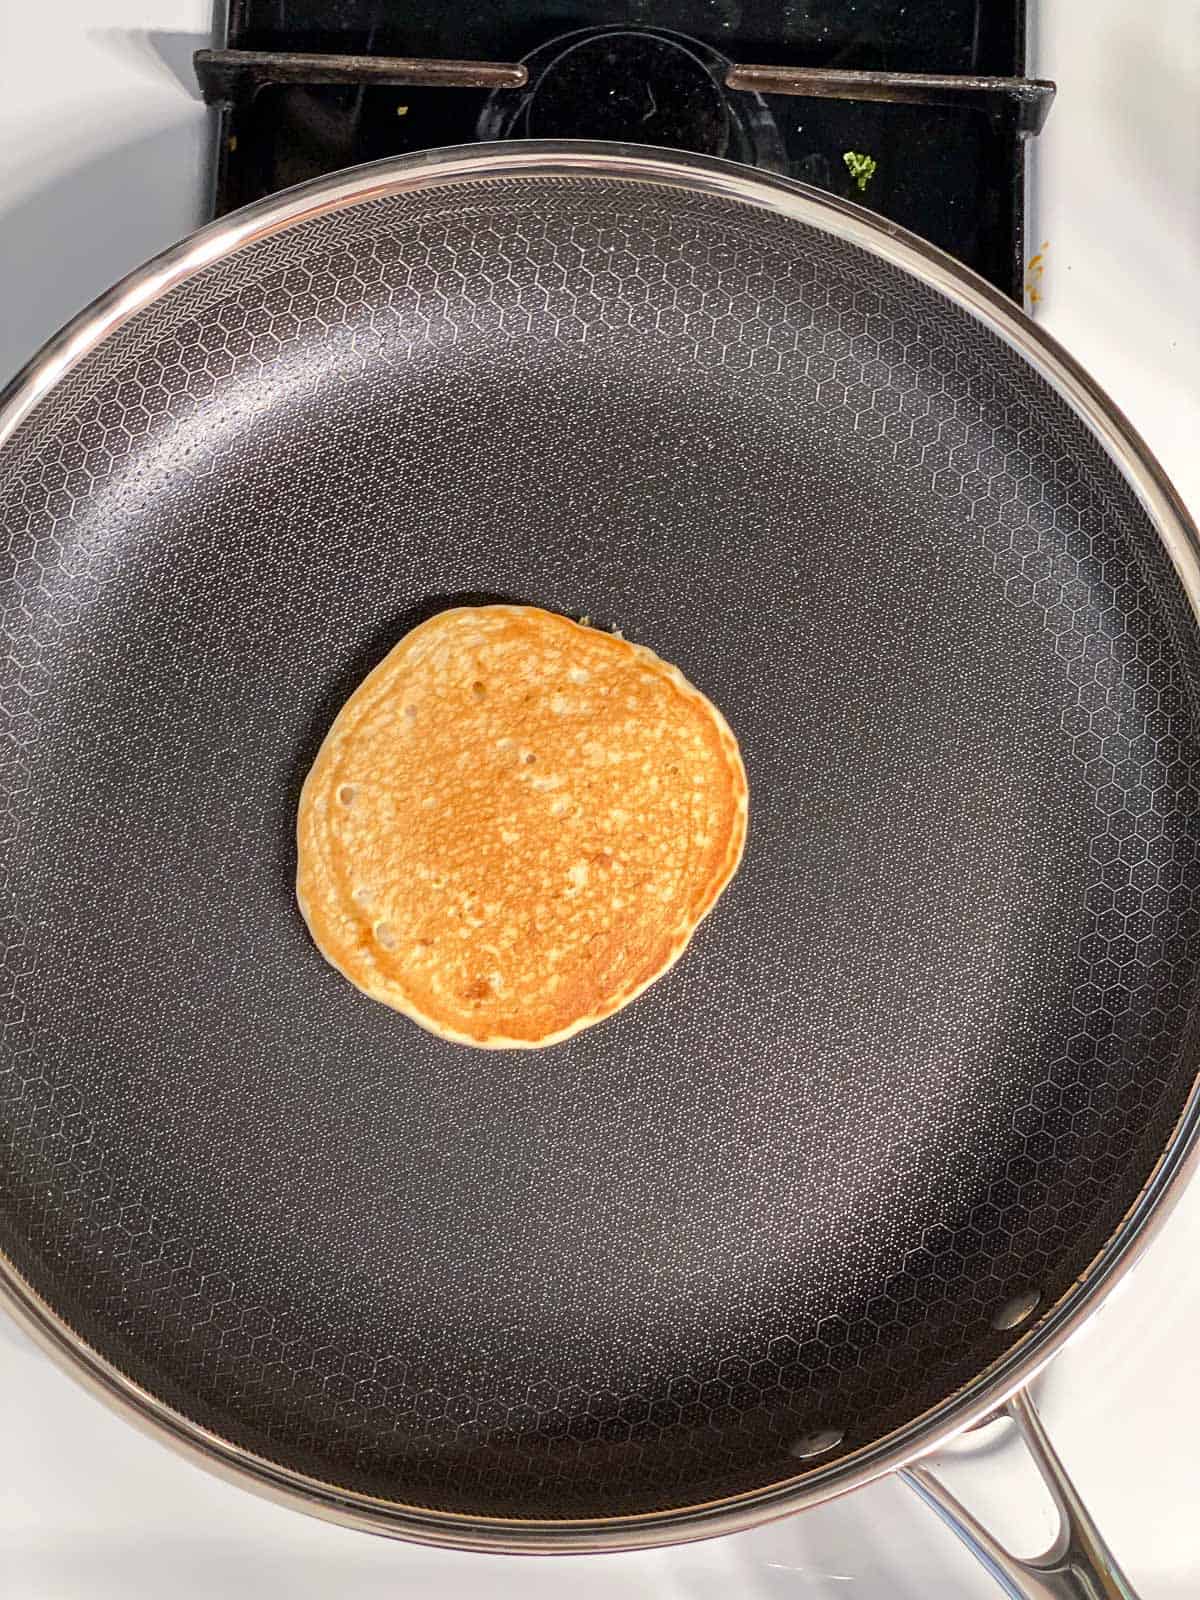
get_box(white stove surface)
[2,4,1198,1595]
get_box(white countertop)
[2,3,1199,1595]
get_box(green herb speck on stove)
[843,151,878,194]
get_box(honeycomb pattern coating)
[1,173,1200,1524]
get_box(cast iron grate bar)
[195,48,528,99]
[195,48,1054,137]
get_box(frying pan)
[1,144,1198,1599]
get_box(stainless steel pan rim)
[1,140,1198,1555]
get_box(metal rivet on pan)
[991,1287,1043,1331]
[790,1427,844,1460]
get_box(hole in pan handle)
[901,1388,1138,1600]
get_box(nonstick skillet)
[1,145,1198,1598]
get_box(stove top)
[198,2,1052,300]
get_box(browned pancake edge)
[296,605,748,1047]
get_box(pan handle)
[900,1388,1138,1600]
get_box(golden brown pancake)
[296,605,748,1047]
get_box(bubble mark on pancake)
[337,784,357,806]
[374,921,398,951]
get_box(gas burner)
[477,26,786,171]
[195,2,1056,300]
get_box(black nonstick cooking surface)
[1,147,1199,1538]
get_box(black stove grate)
[205,2,1041,298]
